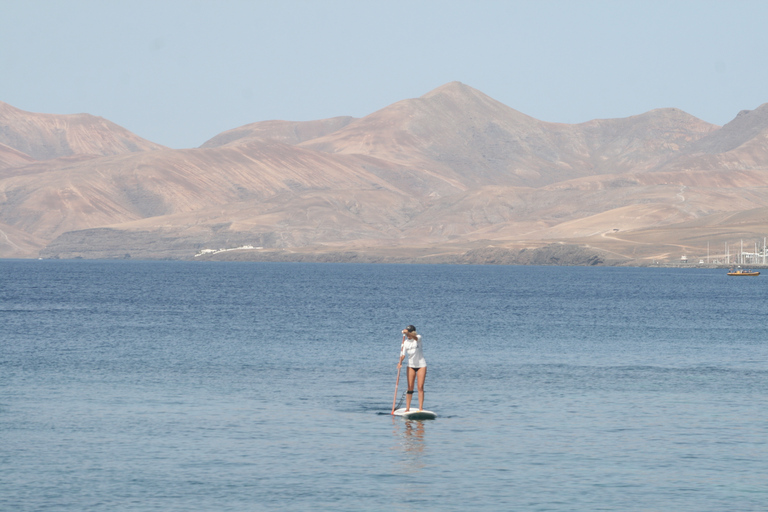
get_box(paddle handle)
[391,334,406,414]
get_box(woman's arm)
[398,333,406,368]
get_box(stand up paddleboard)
[393,408,437,420]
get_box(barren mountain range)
[2,82,768,264]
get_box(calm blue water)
[1,261,767,511]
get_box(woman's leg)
[416,367,427,410]
[406,367,416,411]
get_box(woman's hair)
[406,325,416,332]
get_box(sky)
[2,0,768,149]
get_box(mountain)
[1,83,767,264]
[0,141,410,243]
[0,101,166,161]
[200,116,356,148]
[658,103,768,173]
[301,82,718,187]
[685,103,768,155]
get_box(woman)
[398,325,427,411]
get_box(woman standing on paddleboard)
[398,325,427,411]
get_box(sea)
[1,260,766,511]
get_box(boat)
[727,267,760,276]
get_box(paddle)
[391,334,406,414]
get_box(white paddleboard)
[393,408,437,420]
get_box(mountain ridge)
[2,83,767,264]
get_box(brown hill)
[200,116,356,148]
[0,140,415,243]
[656,103,768,173]
[2,83,768,263]
[685,103,768,155]
[0,101,166,160]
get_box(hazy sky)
[2,0,767,149]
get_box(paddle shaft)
[391,334,406,414]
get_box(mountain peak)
[687,102,768,155]
[0,101,166,160]
[418,81,522,115]
[421,81,476,97]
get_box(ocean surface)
[1,260,767,511]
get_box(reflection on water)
[391,417,427,472]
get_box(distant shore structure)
[195,245,261,257]
[723,238,767,266]
[679,237,767,267]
